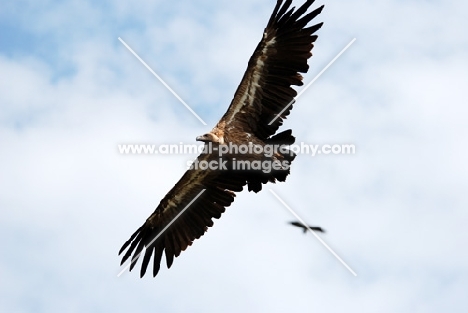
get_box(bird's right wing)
[119,153,248,277]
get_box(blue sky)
[1,0,468,312]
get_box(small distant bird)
[289,221,325,233]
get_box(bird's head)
[196,133,222,144]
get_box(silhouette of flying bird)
[289,221,325,233]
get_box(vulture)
[119,0,324,277]
[289,221,325,233]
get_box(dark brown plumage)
[119,0,324,278]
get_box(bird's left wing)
[218,0,324,140]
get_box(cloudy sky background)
[1,0,467,312]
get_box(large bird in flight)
[119,0,324,277]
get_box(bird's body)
[119,0,324,277]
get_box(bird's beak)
[196,135,205,142]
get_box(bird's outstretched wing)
[119,153,248,277]
[219,0,324,140]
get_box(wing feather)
[275,0,293,21]
[140,240,155,277]
[152,244,164,277]
[164,231,175,269]
[218,1,324,140]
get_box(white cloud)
[1,0,467,312]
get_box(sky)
[1,0,467,312]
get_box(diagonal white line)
[118,37,207,126]
[117,189,206,277]
[269,38,357,125]
[269,189,357,277]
